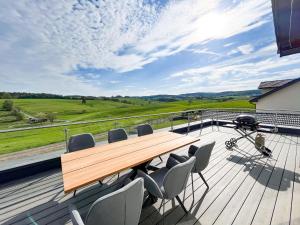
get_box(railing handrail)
[1,107,300,133]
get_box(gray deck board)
[291,135,300,225]
[0,127,299,225]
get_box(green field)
[0,98,254,154]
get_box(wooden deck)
[0,126,299,225]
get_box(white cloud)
[109,80,121,84]
[167,43,300,93]
[237,44,254,55]
[0,0,273,95]
[187,48,222,57]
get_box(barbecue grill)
[225,114,272,157]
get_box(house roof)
[250,77,300,103]
[258,79,294,89]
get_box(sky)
[0,0,300,97]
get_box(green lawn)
[0,98,254,154]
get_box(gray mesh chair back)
[163,156,196,199]
[137,156,195,221]
[70,178,144,225]
[67,133,95,152]
[137,124,153,136]
[191,141,215,172]
[108,128,128,143]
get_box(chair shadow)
[1,174,126,225]
[143,188,209,225]
[227,153,300,191]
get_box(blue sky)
[0,0,300,96]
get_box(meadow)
[0,98,254,154]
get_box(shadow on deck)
[0,126,299,225]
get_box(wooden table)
[61,131,200,193]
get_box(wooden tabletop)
[61,131,200,193]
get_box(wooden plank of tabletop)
[62,132,185,174]
[63,135,199,193]
[61,131,172,163]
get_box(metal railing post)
[211,110,214,131]
[274,113,278,133]
[170,114,174,132]
[187,112,190,134]
[64,128,69,152]
[216,109,220,131]
[199,110,203,136]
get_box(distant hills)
[0,89,261,101]
[139,90,261,101]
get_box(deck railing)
[0,108,299,155]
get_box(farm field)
[0,98,254,154]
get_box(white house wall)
[256,81,300,113]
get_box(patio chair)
[136,124,163,163]
[137,156,196,224]
[137,124,153,136]
[67,133,95,152]
[108,128,128,143]
[69,178,144,225]
[170,141,216,201]
[108,128,128,178]
[67,133,100,197]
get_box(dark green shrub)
[2,100,13,111]
[46,112,56,123]
[11,108,24,121]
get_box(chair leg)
[157,199,165,225]
[191,173,195,202]
[158,198,164,212]
[199,172,209,188]
[175,196,188,214]
[99,181,102,185]
[73,190,77,197]
[117,173,120,179]
[159,156,163,163]
[162,199,165,225]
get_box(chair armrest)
[188,145,199,156]
[136,170,163,199]
[166,154,182,169]
[69,204,85,225]
[169,153,188,163]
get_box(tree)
[1,92,12,99]
[11,108,24,121]
[35,112,48,123]
[2,100,14,111]
[36,112,47,119]
[46,112,56,123]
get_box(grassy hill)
[0,98,254,154]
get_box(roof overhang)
[250,77,300,103]
[272,0,300,57]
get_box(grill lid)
[235,114,257,125]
